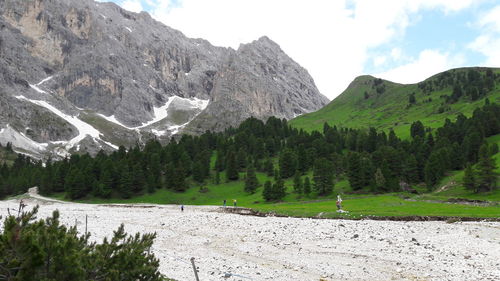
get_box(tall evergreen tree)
[303,176,311,195]
[118,165,133,198]
[313,158,334,195]
[273,178,286,201]
[148,153,162,190]
[463,164,477,193]
[279,148,297,178]
[374,168,386,191]
[131,163,145,194]
[346,152,363,190]
[476,144,498,192]
[244,165,259,194]
[424,151,444,190]
[225,150,239,181]
[293,172,303,194]
[410,121,425,139]
[262,180,273,201]
[192,160,206,183]
[65,168,86,200]
[264,158,274,177]
[172,166,188,192]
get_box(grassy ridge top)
[291,67,500,138]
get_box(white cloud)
[391,47,403,60]
[468,5,500,66]
[479,5,500,32]
[376,49,465,83]
[373,56,387,67]
[112,0,479,99]
[122,0,144,13]
[468,35,500,66]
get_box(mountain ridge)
[291,67,500,138]
[0,0,328,158]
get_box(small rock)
[352,234,359,239]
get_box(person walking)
[336,195,342,210]
[223,199,226,208]
[233,199,237,207]
[181,205,184,212]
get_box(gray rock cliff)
[0,0,329,158]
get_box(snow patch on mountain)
[98,96,209,132]
[96,113,135,130]
[0,124,48,152]
[29,76,53,95]
[15,96,118,151]
[151,129,166,136]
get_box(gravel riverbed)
[1,197,499,281]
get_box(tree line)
[0,102,498,201]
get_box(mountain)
[291,67,500,138]
[0,0,328,158]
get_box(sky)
[102,0,500,100]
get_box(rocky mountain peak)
[0,0,329,159]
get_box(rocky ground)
[1,195,499,281]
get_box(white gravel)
[1,197,499,281]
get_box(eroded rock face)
[0,0,329,157]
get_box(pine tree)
[296,144,308,173]
[476,144,498,192]
[374,168,386,191]
[303,176,311,195]
[463,164,477,192]
[225,150,239,181]
[236,148,247,170]
[313,158,334,195]
[408,92,416,104]
[164,163,175,189]
[262,180,273,201]
[265,159,274,177]
[215,150,225,171]
[39,169,53,196]
[118,165,133,199]
[214,170,220,185]
[410,121,425,139]
[148,153,162,190]
[192,160,205,183]
[346,152,363,190]
[0,206,165,281]
[424,151,443,190]
[244,165,259,194]
[65,168,86,200]
[131,163,145,194]
[402,154,419,183]
[172,166,188,191]
[279,148,297,178]
[388,130,399,148]
[5,142,13,152]
[52,164,67,193]
[273,178,286,201]
[293,172,303,194]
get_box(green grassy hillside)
[291,67,500,138]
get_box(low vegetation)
[0,203,169,280]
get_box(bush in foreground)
[0,203,169,281]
